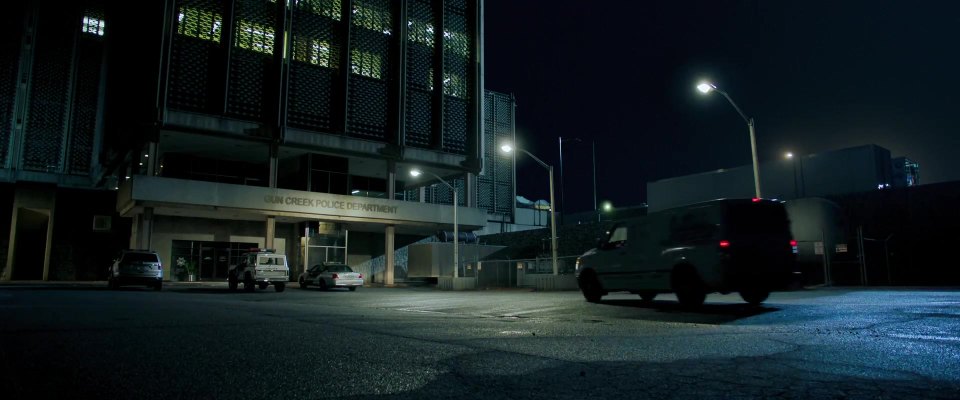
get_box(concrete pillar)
[146,142,159,176]
[386,160,396,200]
[41,196,56,281]
[384,224,395,286]
[139,207,154,250]
[465,172,476,208]
[129,213,139,250]
[266,216,276,250]
[268,143,279,188]
[2,203,19,281]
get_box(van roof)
[659,198,784,213]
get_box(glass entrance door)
[171,240,257,281]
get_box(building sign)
[814,242,824,255]
[263,195,399,214]
[121,176,488,228]
[835,244,848,253]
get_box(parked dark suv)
[108,250,164,291]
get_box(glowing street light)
[602,201,613,212]
[785,152,793,159]
[697,80,761,198]
[500,143,559,276]
[410,168,460,278]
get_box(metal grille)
[403,0,434,148]
[226,0,277,120]
[0,7,22,168]
[168,0,223,112]
[347,0,392,140]
[287,1,342,132]
[477,91,514,217]
[441,5,471,154]
[429,177,465,206]
[400,188,420,202]
[23,10,74,172]
[68,36,104,175]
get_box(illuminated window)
[443,73,466,98]
[352,1,392,35]
[82,16,105,36]
[407,20,434,47]
[425,70,466,97]
[443,30,469,57]
[235,20,274,54]
[296,0,342,20]
[293,38,332,67]
[177,7,222,43]
[351,50,382,79]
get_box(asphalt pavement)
[1,282,958,399]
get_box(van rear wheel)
[639,292,656,302]
[740,289,770,305]
[672,269,706,308]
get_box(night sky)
[483,0,960,213]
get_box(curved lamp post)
[697,81,761,198]
[501,143,559,276]
[410,168,459,278]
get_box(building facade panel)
[167,0,225,114]
[287,0,343,132]
[346,0,394,140]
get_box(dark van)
[575,198,798,306]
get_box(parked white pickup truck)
[228,249,289,292]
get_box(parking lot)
[1,282,959,399]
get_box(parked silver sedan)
[299,263,363,291]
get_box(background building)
[647,144,917,212]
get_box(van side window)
[604,226,628,249]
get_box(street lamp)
[410,168,459,279]
[784,150,805,198]
[500,143,559,276]
[697,81,761,198]
[785,151,799,199]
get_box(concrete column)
[146,142,159,176]
[268,143,279,188]
[266,216,276,250]
[386,160,396,200]
[384,224,395,286]
[465,172,476,208]
[2,204,19,281]
[419,187,426,203]
[129,213,140,250]
[139,207,154,250]
[41,195,56,281]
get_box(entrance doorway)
[11,208,50,280]
[301,231,348,277]
[171,240,256,281]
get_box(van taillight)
[752,198,761,202]
[790,240,798,246]
[331,273,339,280]
[790,240,799,254]
[719,240,731,248]
[358,274,363,279]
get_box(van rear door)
[720,200,794,286]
